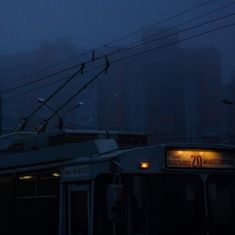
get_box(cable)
[3,0,216,88]
[46,22,235,120]
[2,64,100,101]
[94,0,215,47]
[2,64,80,95]
[48,63,109,121]
[4,21,235,101]
[35,62,110,133]
[13,65,84,132]
[4,13,235,99]
[111,21,235,64]
[108,13,235,58]
[2,65,103,100]
[2,51,89,87]
[3,12,234,97]
[28,64,84,119]
[118,2,235,50]
[3,76,67,101]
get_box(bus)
[0,129,234,235]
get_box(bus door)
[68,184,91,235]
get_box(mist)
[0,0,235,144]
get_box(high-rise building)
[0,39,86,133]
[142,29,222,143]
[96,48,146,132]
[0,33,223,144]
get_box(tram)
[0,129,234,235]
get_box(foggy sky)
[0,0,234,81]
[0,0,197,51]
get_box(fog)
[0,0,235,143]
[0,0,234,79]
[0,0,198,51]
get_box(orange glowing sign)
[166,149,235,169]
[139,162,150,169]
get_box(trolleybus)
[0,129,234,235]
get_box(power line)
[50,69,107,120]
[28,64,84,119]
[2,51,89,87]
[39,21,235,118]
[118,2,235,50]
[4,21,235,102]
[89,3,235,68]
[2,63,104,101]
[2,13,234,98]
[3,13,234,99]
[109,13,235,57]
[111,21,235,64]
[2,0,216,88]
[2,64,80,95]
[90,4,235,67]
[3,76,67,101]
[13,66,84,132]
[94,0,215,47]
[35,63,110,133]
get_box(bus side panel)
[0,175,15,235]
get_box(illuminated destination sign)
[166,149,235,169]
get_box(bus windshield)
[207,175,235,235]
[123,174,205,235]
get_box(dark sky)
[0,0,234,80]
[0,0,198,51]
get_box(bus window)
[16,171,60,235]
[207,175,235,235]
[17,175,36,197]
[123,174,205,235]
[37,171,60,196]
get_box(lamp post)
[37,98,64,130]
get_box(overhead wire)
[100,0,215,46]
[27,64,84,119]
[115,2,235,50]
[3,12,235,100]
[13,65,84,132]
[111,21,235,64]
[2,0,216,89]
[5,1,234,132]
[3,1,229,97]
[48,65,109,121]
[2,64,106,101]
[41,21,235,117]
[2,63,81,95]
[108,13,235,57]
[2,50,89,87]
[3,76,68,101]
[35,61,110,133]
